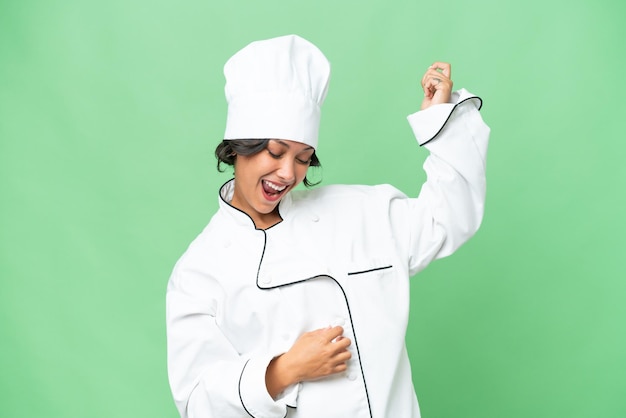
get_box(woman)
[167,34,490,418]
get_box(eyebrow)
[273,139,314,152]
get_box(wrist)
[266,354,298,399]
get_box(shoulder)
[288,184,409,226]
[168,211,230,278]
[291,184,408,206]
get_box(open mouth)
[262,180,288,199]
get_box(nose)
[276,158,296,183]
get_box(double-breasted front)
[167,89,490,418]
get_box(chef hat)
[223,34,331,149]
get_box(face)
[231,139,314,228]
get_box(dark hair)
[215,139,322,187]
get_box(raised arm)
[392,63,490,275]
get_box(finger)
[429,77,442,88]
[427,73,453,91]
[422,74,437,95]
[424,68,451,83]
[334,349,352,362]
[330,337,352,353]
[430,62,451,79]
[421,69,439,88]
[332,362,348,373]
[332,336,351,349]
[328,350,351,370]
[324,326,344,341]
[422,69,450,95]
[423,78,439,96]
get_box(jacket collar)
[218,179,293,229]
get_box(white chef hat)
[223,34,331,149]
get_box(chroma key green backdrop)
[1,1,625,417]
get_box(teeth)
[264,180,286,192]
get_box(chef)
[166,34,490,418]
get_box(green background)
[1,0,624,417]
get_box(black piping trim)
[219,178,285,230]
[238,359,289,418]
[419,95,483,147]
[255,232,268,284]
[347,265,393,276]
[256,229,374,418]
[238,359,256,418]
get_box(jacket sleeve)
[166,264,293,418]
[390,88,490,276]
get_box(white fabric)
[223,34,331,148]
[408,88,483,145]
[167,90,490,418]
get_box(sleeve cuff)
[239,355,294,418]
[276,382,300,408]
[407,88,483,146]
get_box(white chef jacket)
[166,89,490,418]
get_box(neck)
[252,210,282,230]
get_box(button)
[311,215,319,222]
[347,373,357,381]
[332,317,346,326]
